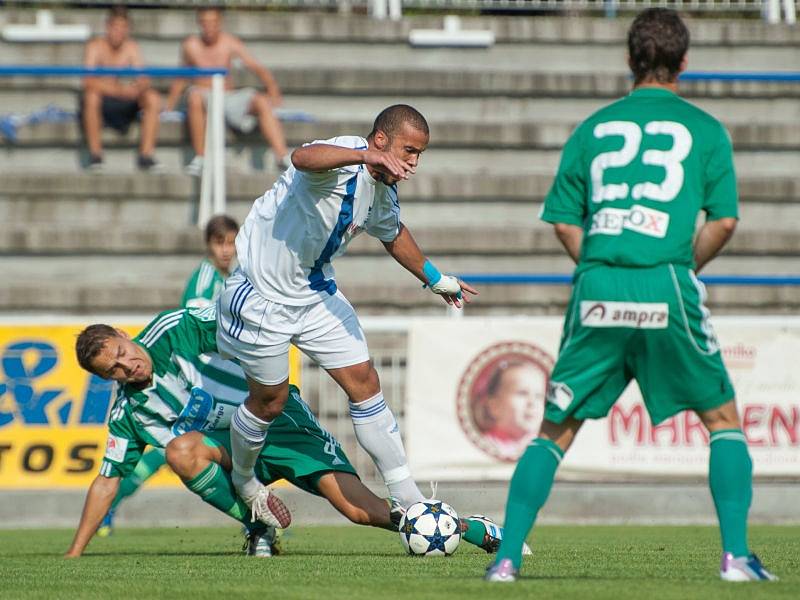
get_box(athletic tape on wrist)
[422,260,442,286]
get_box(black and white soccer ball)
[398,500,461,556]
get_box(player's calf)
[317,472,394,530]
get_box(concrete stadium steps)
[4,92,800,126]
[0,11,796,316]
[1,11,799,71]
[5,37,800,75]
[3,11,799,45]
[2,255,799,314]
[4,69,800,100]
[2,145,797,176]
[9,119,800,152]
[5,9,800,40]
[1,171,796,205]
[3,220,800,256]
[0,172,766,201]
[1,172,797,220]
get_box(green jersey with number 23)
[541,87,738,272]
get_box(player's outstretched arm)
[553,223,583,264]
[382,223,477,308]
[64,474,120,558]
[694,217,737,273]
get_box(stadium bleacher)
[1,10,798,316]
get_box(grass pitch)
[0,525,797,599]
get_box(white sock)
[231,404,271,504]
[349,392,424,507]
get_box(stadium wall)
[1,315,799,527]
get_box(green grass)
[0,525,797,599]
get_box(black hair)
[368,104,429,141]
[628,8,690,85]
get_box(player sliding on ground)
[216,104,477,522]
[96,215,241,537]
[486,8,777,583]
[65,307,513,557]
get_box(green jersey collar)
[629,86,677,98]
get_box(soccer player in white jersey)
[217,104,477,513]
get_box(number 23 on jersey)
[590,120,693,204]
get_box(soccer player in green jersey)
[66,307,513,557]
[97,215,241,537]
[486,9,776,583]
[181,214,238,309]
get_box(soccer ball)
[398,500,461,556]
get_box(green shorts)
[545,263,734,425]
[205,391,357,495]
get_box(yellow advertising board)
[0,322,301,489]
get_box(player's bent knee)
[165,432,205,474]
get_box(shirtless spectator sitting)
[166,6,289,176]
[81,6,161,171]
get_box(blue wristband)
[422,260,442,286]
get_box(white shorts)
[216,270,370,385]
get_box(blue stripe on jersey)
[308,172,359,295]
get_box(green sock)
[709,429,752,557]
[461,518,487,547]
[185,462,258,530]
[111,448,167,510]
[496,438,564,569]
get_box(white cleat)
[720,552,778,582]
[243,525,279,557]
[250,486,292,529]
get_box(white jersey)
[236,135,401,305]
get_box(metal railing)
[0,65,228,227]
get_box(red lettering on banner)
[683,411,709,445]
[607,401,798,449]
[650,417,680,446]
[609,404,646,444]
[743,404,766,447]
[770,406,799,446]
